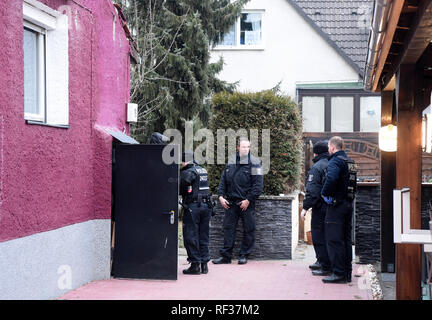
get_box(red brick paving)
[59,256,373,300]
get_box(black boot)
[183,262,201,275]
[322,273,347,284]
[201,263,208,274]
[312,269,332,276]
[238,255,248,265]
[212,257,231,264]
[308,260,322,270]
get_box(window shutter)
[46,15,69,126]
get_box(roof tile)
[292,0,373,73]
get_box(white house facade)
[210,0,364,98]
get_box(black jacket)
[321,150,351,201]
[217,153,264,202]
[180,163,196,197]
[303,152,329,211]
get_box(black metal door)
[112,144,179,280]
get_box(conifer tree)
[120,0,249,142]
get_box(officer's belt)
[186,196,211,204]
[332,197,352,204]
[226,197,243,202]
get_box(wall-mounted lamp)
[379,124,397,152]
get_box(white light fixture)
[423,113,432,153]
[379,124,397,152]
[127,103,138,123]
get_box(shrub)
[208,90,302,195]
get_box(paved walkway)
[59,243,373,300]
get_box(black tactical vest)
[337,155,357,200]
[183,164,210,204]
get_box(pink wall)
[0,0,132,242]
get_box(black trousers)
[219,202,255,259]
[325,199,353,277]
[311,203,331,270]
[182,203,212,264]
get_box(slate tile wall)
[209,196,294,260]
[354,185,381,264]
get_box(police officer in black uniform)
[321,136,356,283]
[212,138,264,265]
[301,140,331,275]
[180,150,213,275]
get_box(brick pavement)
[59,244,373,300]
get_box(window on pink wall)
[24,22,46,122]
[23,0,69,127]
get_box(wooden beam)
[396,65,416,111]
[422,80,432,119]
[404,4,432,65]
[416,44,432,112]
[372,0,406,91]
[381,0,432,89]
[416,43,432,70]
[396,25,410,30]
[382,91,395,125]
[402,5,418,14]
[424,78,432,107]
[381,91,396,273]
[395,64,423,300]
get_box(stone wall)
[209,195,296,260]
[354,185,431,265]
[421,186,432,229]
[354,184,381,264]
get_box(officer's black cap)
[182,150,194,162]
[149,132,169,144]
[313,140,328,155]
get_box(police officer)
[301,140,331,275]
[321,136,356,283]
[212,137,264,265]
[180,150,213,275]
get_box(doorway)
[111,144,179,280]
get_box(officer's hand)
[322,195,333,205]
[240,199,250,212]
[219,196,230,209]
[301,209,307,221]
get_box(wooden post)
[380,91,396,273]
[395,64,422,300]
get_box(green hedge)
[208,90,302,195]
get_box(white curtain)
[242,13,262,45]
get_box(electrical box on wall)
[127,103,138,123]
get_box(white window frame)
[23,0,69,127]
[213,10,265,51]
[393,188,432,246]
[24,21,46,122]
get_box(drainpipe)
[364,0,393,91]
